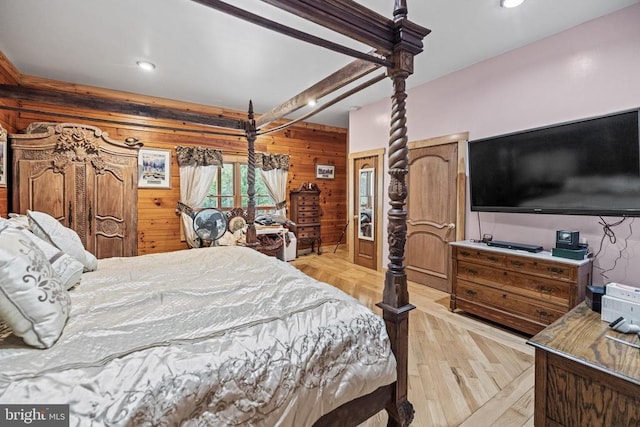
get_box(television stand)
[450,241,592,335]
[486,240,543,253]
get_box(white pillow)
[0,218,84,290]
[7,213,31,230]
[0,224,71,348]
[83,250,98,272]
[27,210,96,271]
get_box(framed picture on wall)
[315,164,335,180]
[0,129,6,187]
[138,148,172,189]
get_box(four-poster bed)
[209,2,430,423]
[0,1,429,425]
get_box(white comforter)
[0,246,396,426]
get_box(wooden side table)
[528,302,640,426]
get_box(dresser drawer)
[457,260,571,305]
[296,216,319,225]
[455,247,506,267]
[506,256,575,281]
[297,227,320,239]
[457,280,564,325]
[296,209,319,218]
[296,197,319,207]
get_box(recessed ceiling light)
[500,0,525,8]
[136,60,156,71]
[307,99,317,107]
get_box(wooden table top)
[528,302,640,385]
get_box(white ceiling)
[0,0,637,128]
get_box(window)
[202,156,275,213]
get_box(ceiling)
[0,0,638,128]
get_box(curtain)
[176,146,224,248]
[256,153,290,217]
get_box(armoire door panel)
[18,159,73,225]
[87,162,137,257]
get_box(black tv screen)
[469,109,640,216]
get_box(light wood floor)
[291,247,535,427]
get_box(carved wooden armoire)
[11,123,141,258]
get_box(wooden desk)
[528,303,640,426]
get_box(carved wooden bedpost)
[245,101,258,247]
[376,1,430,426]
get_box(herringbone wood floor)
[291,247,535,427]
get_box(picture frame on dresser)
[138,148,171,189]
[315,164,335,180]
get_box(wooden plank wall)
[0,59,347,255]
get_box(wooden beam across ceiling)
[0,85,245,130]
[255,58,381,129]
[262,0,397,54]
[189,0,393,67]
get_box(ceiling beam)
[190,0,392,67]
[262,0,397,54]
[255,58,381,129]
[0,85,245,130]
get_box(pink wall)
[349,4,640,286]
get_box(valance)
[256,153,290,171]
[176,146,223,167]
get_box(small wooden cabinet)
[450,241,592,335]
[289,183,321,255]
[11,122,141,258]
[528,303,640,426]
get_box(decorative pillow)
[1,218,84,290]
[218,231,237,247]
[83,250,98,272]
[0,224,71,348]
[27,210,96,271]
[228,216,247,233]
[7,213,31,230]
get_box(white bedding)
[0,246,396,426]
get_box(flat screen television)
[469,109,640,217]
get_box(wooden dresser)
[450,241,592,335]
[10,122,141,258]
[289,183,321,255]
[528,303,640,426]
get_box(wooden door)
[353,156,378,270]
[86,152,138,258]
[406,134,467,292]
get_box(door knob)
[447,223,456,229]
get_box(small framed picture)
[0,128,6,187]
[138,148,172,189]
[316,164,335,180]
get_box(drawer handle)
[465,268,478,275]
[511,260,524,267]
[465,289,477,297]
[460,250,471,257]
[548,267,565,274]
[539,285,555,294]
[537,310,552,318]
